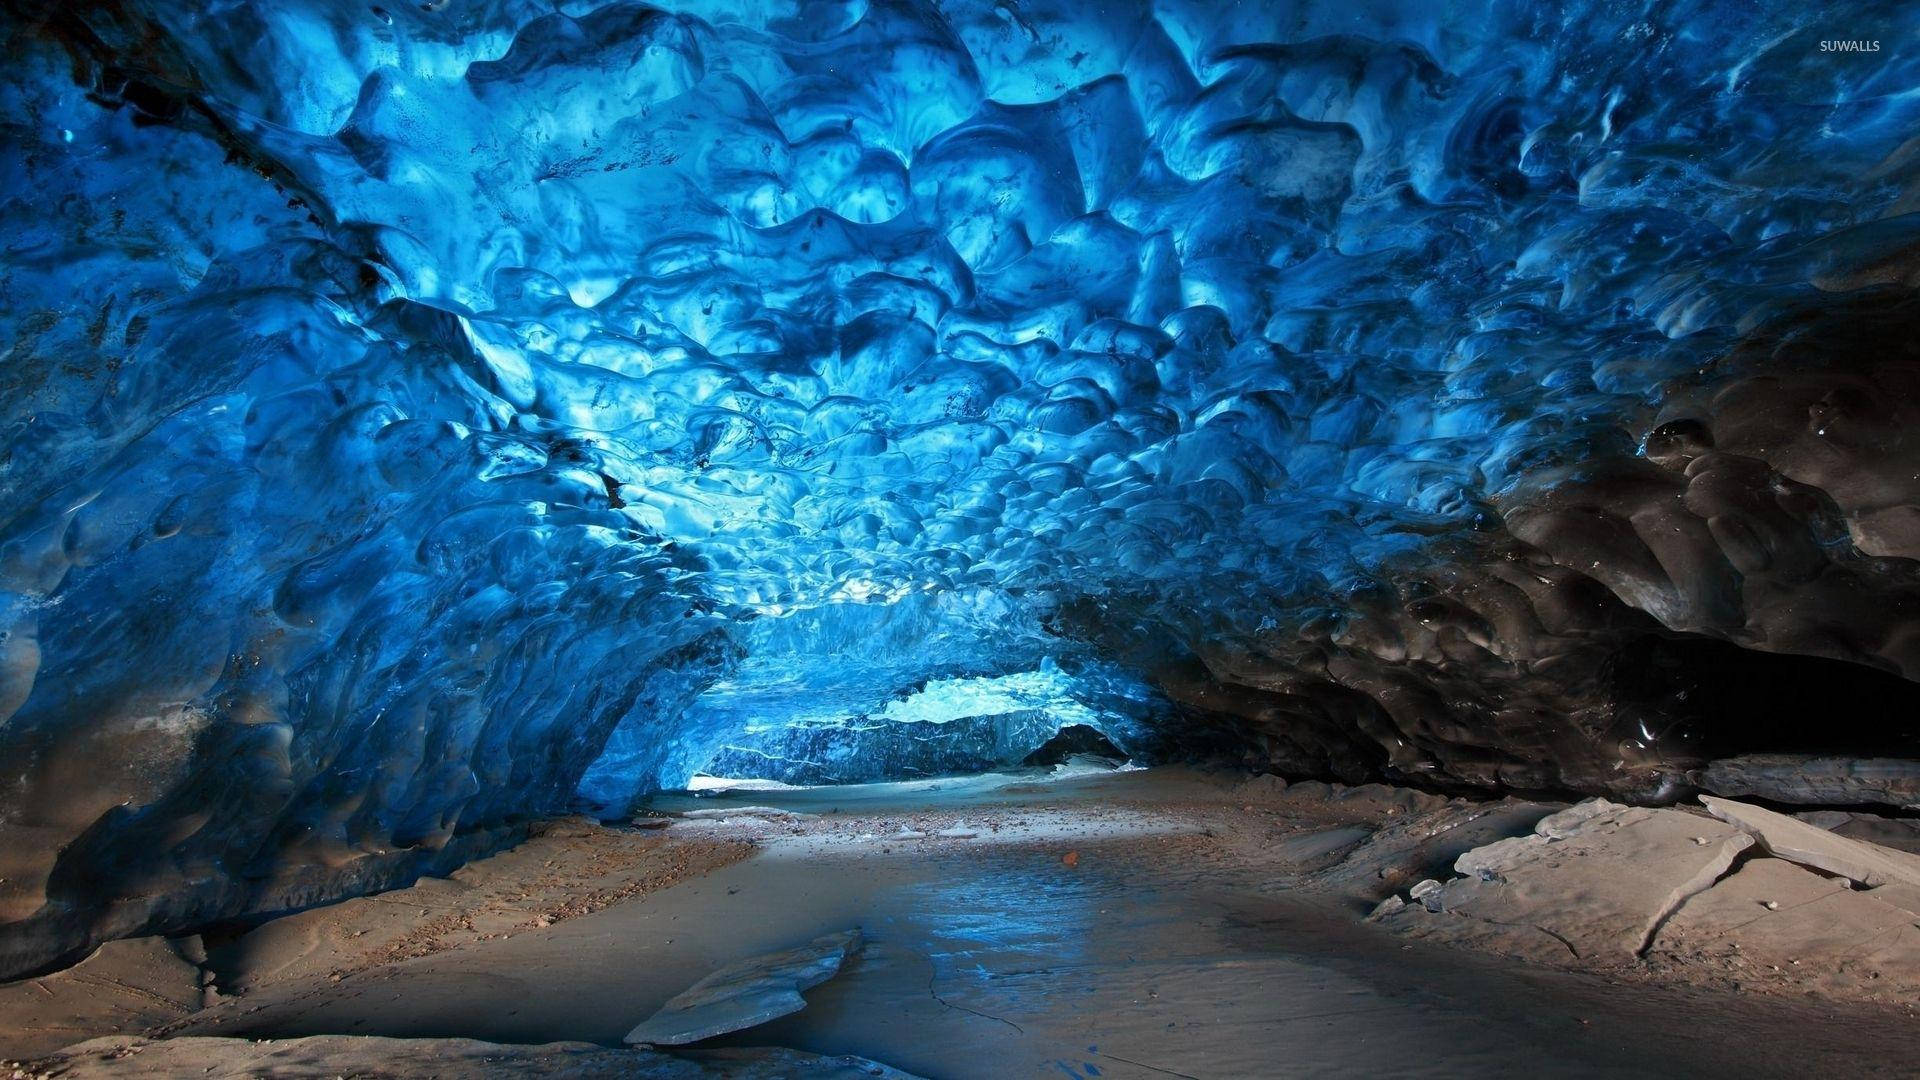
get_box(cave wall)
[1149,292,1920,800]
[0,7,738,976]
[1,0,1917,976]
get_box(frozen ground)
[10,767,1920,1078]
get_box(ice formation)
[1,0,1918,974]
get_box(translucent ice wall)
[3,0,1919,973]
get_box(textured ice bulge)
[2,0,1918,974]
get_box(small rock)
[1408,878,1444,900]
[1366,896,1406,921]
[1534,799,1625,841]
[1237,774,1289,799]
[1061,851,1080,868]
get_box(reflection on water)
[891,849,1160,996]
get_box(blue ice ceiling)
[2,0,1919,975]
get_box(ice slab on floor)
[624,929,866,1047]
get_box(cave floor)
[55,768,1903,1079]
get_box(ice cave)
[1,0,1918,1076]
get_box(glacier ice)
[653,663,1158,793]
[2,0,1919,974]
[580,590,1173,805]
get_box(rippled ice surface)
[1,0,1917,969]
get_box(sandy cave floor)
[8,766,1920,1078]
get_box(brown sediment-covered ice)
[10,768,1920,1078]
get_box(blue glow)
[578,588,1165,803]
[696,665,1142,787]
[2,0,1917,960]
